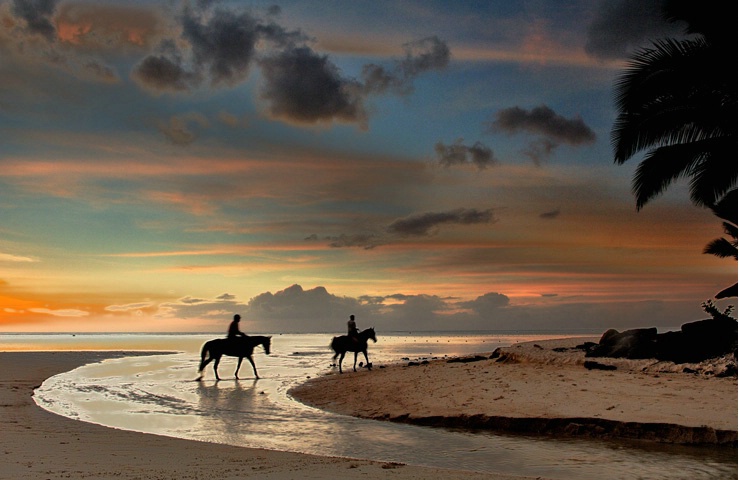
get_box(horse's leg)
[247,355,259,379]
[362,349,371,370]
[213,355,222,381]
[353,351,359,372]
[338,352,345,374]
[235,357,244,379]
[198,357,212,378]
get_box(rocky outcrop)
[586,319,738,365]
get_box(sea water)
[3,332,735,479]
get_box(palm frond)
[709,189,738,224]
[703,238,737,259]
[630,137,732,209]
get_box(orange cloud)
[55,3,164,51]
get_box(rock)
[587,328,658,359]
[583,361,617,371]
[589,319,738,364]
[716,364,737,378]
[447,355,487,364]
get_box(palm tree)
[611,1,737,299]
[611,2,736,211]
[703,188,737,298]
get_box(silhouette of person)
[227,314,247,341]
[347,314,359,342]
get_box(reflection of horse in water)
[197,335,271,381]
[331,327,377,373]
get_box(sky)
[0,0,735,334]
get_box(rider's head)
[234,314,241,322]
[350,314,355,320]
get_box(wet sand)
[0,351,532,480]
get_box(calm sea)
[2,332,735,479]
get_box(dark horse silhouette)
[330,327,377,373]
[197,335,271,381]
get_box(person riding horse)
[347,314,359,343]
[228,314,247,341]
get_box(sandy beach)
[3,338,736,479]
[291,338,737,444]
[0,350,529,480]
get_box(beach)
[290,338,737,444]
[3,337,736,480]
[0,350,528,480]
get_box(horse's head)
[365,327,377,343]
[262,336,272,355]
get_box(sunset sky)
[1,0,734,334]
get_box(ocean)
[3,332,735,479]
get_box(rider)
[347,314,359,343]
[227,314,247,341]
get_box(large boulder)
[586,327,658,359]
[588,319,738,364]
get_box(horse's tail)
[329,337,339,359]
[198,341,211,373]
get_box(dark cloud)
[258,46,366,126]
[133,6,303,93]
[132,53,199,92]
[539,209,561,220]
[490,105,595,145]
[306,233,383,250]
[259,36,449,126]
[130,2,449,128]
[387,208,495,237]
[362,36,450,95]
[326,233,382,250]
[181,9,260,86]
[489,105,595,163]
[459,292,510,317]
[11,0,58,41]
[435,139,496,169]
[585,0,684,59]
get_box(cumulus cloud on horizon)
[139,284,706,333]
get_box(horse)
[197,335,271,381]
[330,327,377,373]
